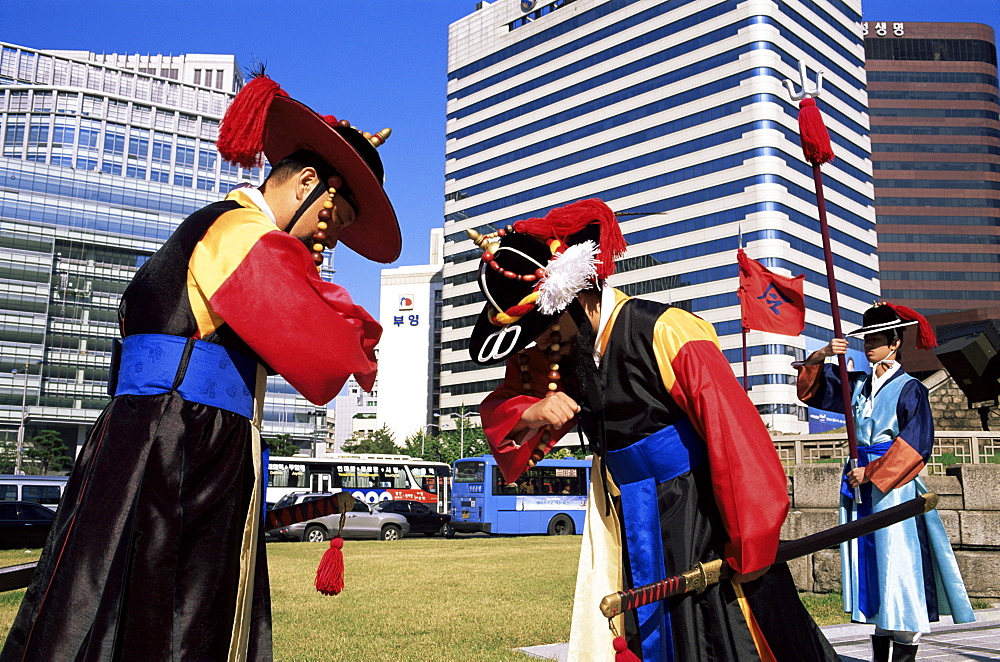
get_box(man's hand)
[515,392,581,433]
[846,466,869,488]
[803,337,849,366]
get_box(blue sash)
[109,334,257,419]
[604,418,707,662]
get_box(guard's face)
[864,332,900,363]
[532,311,577,358]
[290,175,356,249]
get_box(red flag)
[737,249,805,336]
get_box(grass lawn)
[3,539,990,659]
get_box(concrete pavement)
[520,608,1000,661]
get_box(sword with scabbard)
[599,492,939,619]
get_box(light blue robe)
[838,370,975,632]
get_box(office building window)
[55,92,79,114]
[27,117,49,145]
[215,69,224,89]
[193,69,201,85]
[104,125,125,155]
[126,164,147,180]
[31,92,52,111]
[8,91,28,111]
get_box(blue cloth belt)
[840,440,893,500]
[108,334,257,419]
[604,418,707,662]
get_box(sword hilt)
[599,559,724,619]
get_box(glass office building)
[441,0,879,433]
[865,22,1000,314]
[0,43,325,458]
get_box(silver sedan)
[268,498,410,542]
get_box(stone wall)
[782,463,1000,598]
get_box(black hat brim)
[847,319,918,337]
[264,97,400,263]
[468,298,560,366]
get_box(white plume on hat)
[537,240,599,316]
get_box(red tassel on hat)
[315,537,345,596]
[217,75,288,169]
[886,303,938,350]
[513,198,627,280]
[796,97,835,167]
[612,636,641,661]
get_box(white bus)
[266,454,452,513]
[0,475,69,511]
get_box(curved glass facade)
[0,43,321,454]
[441,0,878,433]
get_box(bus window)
[494,466,587,496]
[377,465,406,489]
[0,485,17,502]
[410,465,449,494]
[22,485,61,506]
[454,461,485,483]
[268,462,307,488]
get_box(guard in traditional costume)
[795,304,974,662]
[470,199,838,661]
[0,73,399,661]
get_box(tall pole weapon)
[783,61,862,504]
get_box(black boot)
[891,642,917,662]
[871,634,891,662]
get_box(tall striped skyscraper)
[441,0,879,433]
[0,43,326,458]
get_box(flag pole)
[784,61,862,503]
[738,228,749,392]
[742,326,749,392]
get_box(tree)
[24,429,73,475]
[342,424,401,455]
[547,447,590,460]
[268,433,301,457]
[0,433,17,474]
[401,423,488,465]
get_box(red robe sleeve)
[480,346,574,484]
[189,207,379,405]
[652,308,789,575]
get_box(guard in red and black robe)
[468,200,838,661]
[1,74,399,662]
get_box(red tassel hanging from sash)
[217,75,287,169]
[612,636,641,661]
[315,537,345,596]
[796,97,835,167]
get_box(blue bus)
[451,455,589,535]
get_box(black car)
[0,501,56,549]
[376,500,453,536]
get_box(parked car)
[376,499,453,537]
[266,495,410,542]
[0,501,56,549]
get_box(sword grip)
[850,457,863,505]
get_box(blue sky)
[2,0,998,314]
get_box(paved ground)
[520,608,1000,661]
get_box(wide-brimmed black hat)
[847,302,937,350]
[470,233,565,365]
[468,199,626,365]
[218,74,400,263]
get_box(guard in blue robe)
[796,303,974,662]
